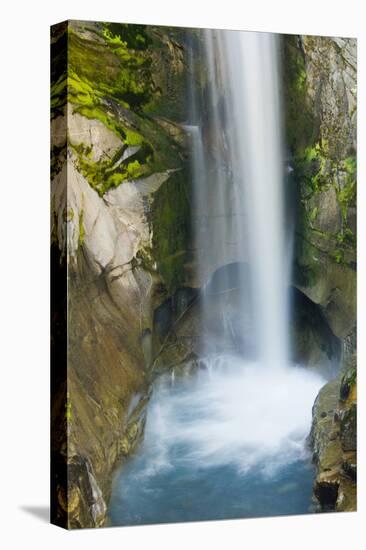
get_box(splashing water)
[109,356,325,525]
[130,357,324,477]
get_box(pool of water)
[109,356,324,526]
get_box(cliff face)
[284,35,356,340]
[51,21,193,528]
[284,35,357,511]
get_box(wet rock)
[340,403,357,452]
[291,286,341,369]
[314,471,340,510]
[340,355,357,401]
[51,21,192,528]
[342,451,357,481]
[309,379,341,463]
[309,354,357,512]
[285,36,357,340]
[67,108,123,163]
[336,478,357,512]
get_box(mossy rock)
[151,168,192,292]
[340,403,357,452]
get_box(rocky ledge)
[309,351,357,511]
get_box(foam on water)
[129,356,325,480]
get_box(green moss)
[337,156,356,223]
[63,21,190,296]
[346,367,357,390]
[330,248,345,264]
[295,141,334,197]
[151,169,191,292]
[126,160,142,178]
[65,394,72,423]
[337,228,356,247]
[102,22,152,51]
[283,36,317,156]
[65,23,186,197]
[309,206,319,222]
[68,26,152,112]
[124,128,144,146]
[344,156,356,175]
[71,140,151,195]
[105,172,125,188]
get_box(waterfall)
[110,28,328,527]
[190,30,290,367]
[223,31,290,368]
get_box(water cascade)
[223,31,290,367]
[109,30,327,526]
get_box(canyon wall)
[284,34,357,511]
[51,20,194,528]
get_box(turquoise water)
[109,358,322,526]
[109,448,316,526]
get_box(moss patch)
[283,35,318,156]
[66,23,186,195]
[151,169,191,292]
[284,37,356,273]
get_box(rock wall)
[309,351,356,511]
[283,34,357,511]
[284,35,356,340]
[51,20,193,528]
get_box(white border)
[1,1,364,548]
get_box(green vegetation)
[60,23,185,196]
[337,156,356,223]
[151,170,191,292]
[68,26,152,111]
[330,248,344,264]
[65,394,72,423]
[70,136,156,195]
[284,35,357,275]
[283,36,316,156]
[102,22,152,51]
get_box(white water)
[187,31,291,366]
[180,31,325,473]
[134,357,325,479]
[223,32,290,367]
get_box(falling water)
[109,29,326,526]
[224,31,289,367]
[191,30,290,366]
